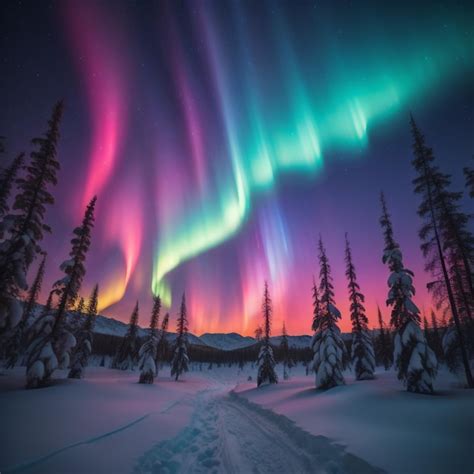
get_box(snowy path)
[135,384,382,474]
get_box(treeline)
[254,117,473,393]
[0,104,472,394]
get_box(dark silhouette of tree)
[280,322,291,380]
[311,276,321,332]
[345,233,375,380]
[155,311,169,373]
[0,152,24,218]
[464,158,474,198]
[375,306,392,370]
[113,301,140,370]
[257,282,278,386]
[410,117,473,387]
[171,293,189,381]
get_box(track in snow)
[134,387,383,474]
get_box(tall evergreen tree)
[155,312,169,374]
[26,197,96,388]
[410,117,473,387]
[311,276,322,331]
[75,297,85,314]
[380,193,437,394]
[139,295,161,384]
[68,284,99,379]
[345,233,375,380]
[171,293,189,381]
[0,102,63,339]
[71,296,85,333]
[4,253,46,368]
[312,237,345,389]
[280,322,291,380]
[0,153,24,218]
[375,306,392,370]
[464,158,474,198]
[257,282,278,387]
[113,302,140,370]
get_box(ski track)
[134,386,384,474]
[1,395,192,474]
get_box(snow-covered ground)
[235,366,474,474]
[0,364,472,473]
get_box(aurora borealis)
[1,0,473,335]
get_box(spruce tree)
[410,117,473,387]
[345,233,375,380]
[75,297,85,314]
[113,301,140,370]
[139,295,161,384]
[71,296,85,333]
[0,102,63,338]
[26,197,96,388]
[155,311,169,374]
[171,293,189,381]
[464,158,474,198]
[4,254,46,369]
[0,152,24,218]
[280,322,291,380]
[257,282,278,387]
[375,306,392,370]
[380,193,437,394]
[68,284,99,379]
[311,276,322,331]
[311,237,345,389]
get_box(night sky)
[1,0,473,335]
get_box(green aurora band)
[152,2,473,306]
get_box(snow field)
[1,363,472,474]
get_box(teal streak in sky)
[152,2,473,306]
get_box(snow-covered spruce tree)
[4,254,46,369]
[257,282,278,387]
[345,234,375,380]
[0,152,24,218]
[0,102,63,339]
[139,295,161,384]
[312,237,345,389]
[410,117,473,387]
[155,311,169,374]
[112,301,140,370]
[26,196,96,388]
[375,306,392,370]
[280,322,291,380]
[171,294,189,381]
[68,284,98,379]
[464,158,474,198]
[380,193,437,394]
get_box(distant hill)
[28,303,355,350]
[199,332,256,351]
